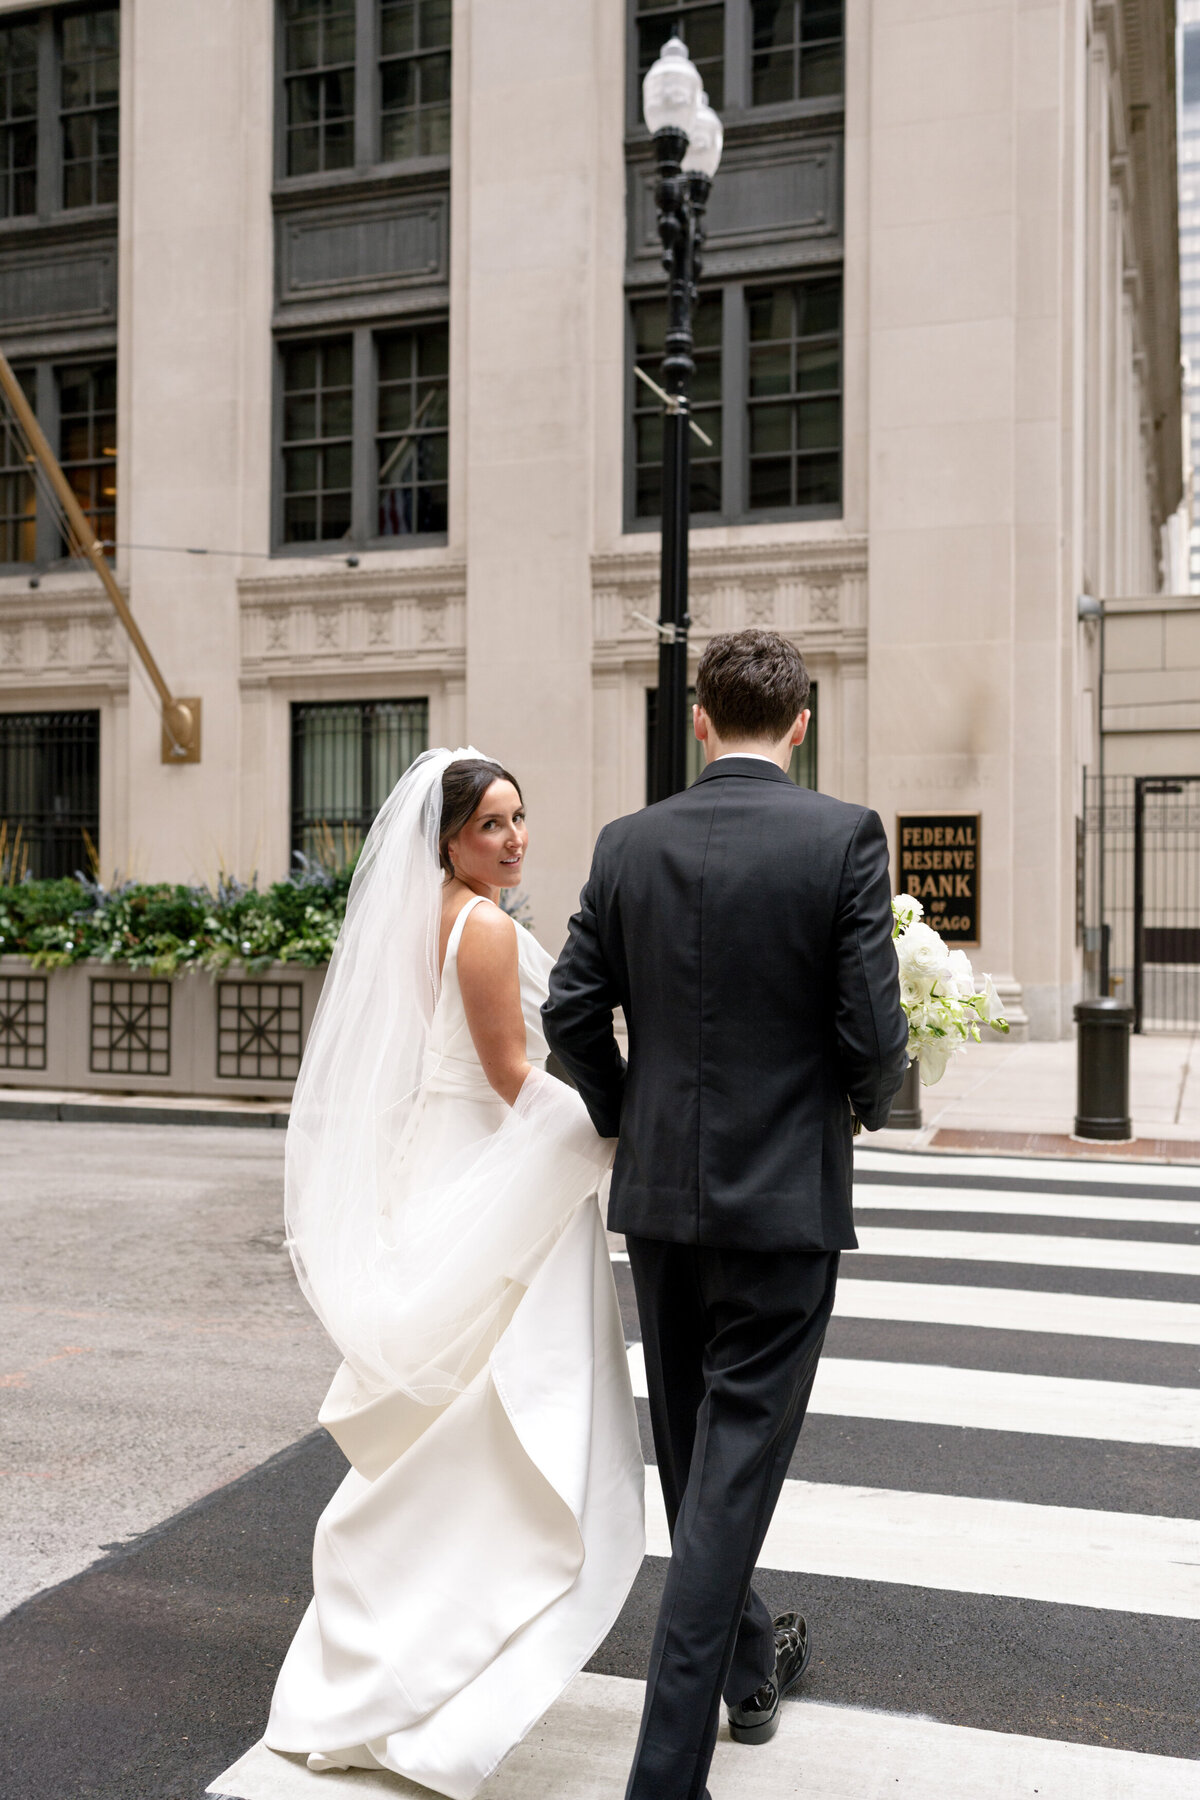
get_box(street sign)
[896,812,981,946]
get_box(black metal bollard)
[1074,996,1134,1141]
[886,1058,922,1130]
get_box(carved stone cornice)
[239,563,466,679]
[591,537,867,669]
[0,583,128,689]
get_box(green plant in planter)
[2,858,358,975]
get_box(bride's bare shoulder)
[457,896,517,958]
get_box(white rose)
[892,892,923,930]
[896,920,950,986]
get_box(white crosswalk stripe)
[211,1671,1200,1800]
[641,1471,1200,1617]
[833,1275,1200,1343]
[856,1148,1200,1189]
[853,1183,1200,1224]
[626,1344,1200,1446]
[851,1224,1200,1274]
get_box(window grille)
[0,21,37,218]
[379,0,451,161]
[291,697,428,862]
[376,322,449,536]
[0,367,36,564]
[283,0,356,176]
[635,2,725,110]
[747,276,841,511]
[632,292,722,520]
[217,982,304,1081]
[645,681,817,801]
[58,361,117,554]
[60,8,119,209]
[750,0,843,106]
[0,710,99,879]
[90,978,171,1076]
[0,976,46,1070]
[281,337,353,544]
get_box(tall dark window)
[0,22,38,219]
[632,291,722,518]
[290,698,428,861]
[0,367,36,564]
[645,682,817,800]
[750,0,842,105]
[281,337,353,543]
[628,275,841,524]
[277,321,449,549]
[379,0,451,161]
[0,710,100,880]
[635,1,725,109]
[279,0,453,177]
[1185,26,1200,109]
[631,1,843,119]
[58,359,117,554]
[747,276,841,511]
[60,8,119,208]
[376,321,448,536]
[0,7,120,219]
[282,0,355,176]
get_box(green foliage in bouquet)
[0,856,356,976]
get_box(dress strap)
[445,893,491,967]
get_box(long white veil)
[284,747,612,1407]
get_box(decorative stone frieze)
[591,538,867,669]
[0,584,128,689]
[239,563,467,678]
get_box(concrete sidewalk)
[868,1031,1200,1161]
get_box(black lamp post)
[642,38,723,803]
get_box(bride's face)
[448,780,528,889]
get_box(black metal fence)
[1082,772,1200,1031]
[290,698,428,864]
[0,709,99,879]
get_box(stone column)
[455,0,620,952]
[117,0,273,882]
[865,0,1081,1038]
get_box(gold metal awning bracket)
[0,347,201,764]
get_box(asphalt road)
[1,1125,1198,1799]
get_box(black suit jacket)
[543,758,909,1251]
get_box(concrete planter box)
[0,957,328,1101]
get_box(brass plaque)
[896,812,980,946]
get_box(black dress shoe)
[727,1612,811,1745]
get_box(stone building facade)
[0,0,1181,1040]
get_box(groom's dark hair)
[695,630,810,742]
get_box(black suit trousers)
[624,1237,839,1800]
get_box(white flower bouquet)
[892,894,1009,1086]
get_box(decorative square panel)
[217,982,303,1082]
[0,976,46,1069]
[90,978,171,1076]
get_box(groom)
[543,629,908,1800]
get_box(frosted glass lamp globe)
[682,92,723,178]
[642,35,702,137]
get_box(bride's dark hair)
[439,757,523,876]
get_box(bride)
[255,749,645,1797]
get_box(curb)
[0,1096,289,1130]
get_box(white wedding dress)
[225,892,644,1800]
